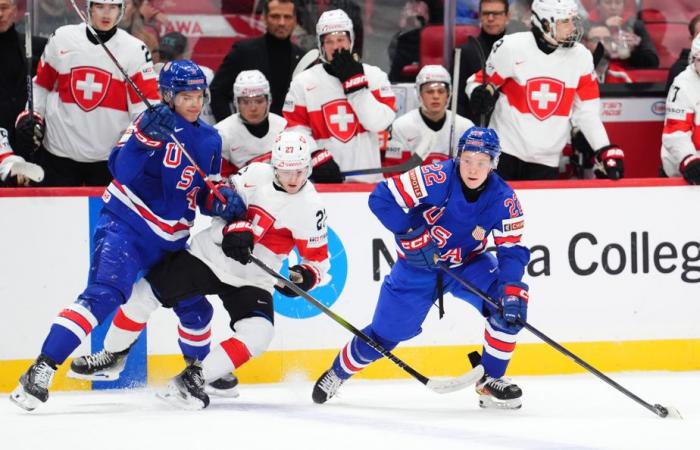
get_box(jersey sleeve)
[368,162,450,234]
[125,42,160,119]
[662,79,698,168]
[346,67,396,132]
[465,37,511,97]
[292,199,330,289]
[32,32,60,117]
[282,78,312,134]
[571,51,609,150]
[107,122,159,185]
[491,190,530,286]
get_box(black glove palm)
[309,149,344,183]
[680,154,700,185]
[330,49,367,94]
[275,264,317,297]
[15,111,45,155]
[470,84,497,117]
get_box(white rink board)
[1,184,699,360]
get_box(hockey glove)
[275,264,318,297]
[680,154,700,185]
[309,149,344,183]
[8,161,45,186]
[330,49,368,95]
[203,184,246,221]
[469,83,497,118]
[396,225,440,270]
[489,281,529,333]
[221,220,255,264]
[14,110,45,154]
[593,144,625,180]
[135,104,176,143]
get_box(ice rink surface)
[2,371,696,450]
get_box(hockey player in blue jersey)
[9,60,245,411]
[312,126,530,409]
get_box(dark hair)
[690,14,700,37]
[263,0,297,16]
[479,0,509,14]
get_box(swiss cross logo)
[322,99,358,143]
[245,205,276,242]
[525,77,564,121]
[70,67,112,112]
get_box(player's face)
[238,96,268,125]
[479,0,508,36]
[555,17,576,43]
[265,0,297,40]
[90,3,121,31]
[173,90,204,122]
[276,168,307,194]
[322,32,352,62]
[585,26,612,53]
[0,0,17,34]
[420,83,449,116]
[459,152,491,189]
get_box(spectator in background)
[454,0,509,122]
[210,0,303,121]
[387,1,430,82]
[0,0,46,155]
[120,0,167,60]
[582,23,633,83]
[295,0,364,57]
[666,14,700,94]
[36,0,74,38]
[588,0,658,68]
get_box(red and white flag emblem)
[70,66,112,112]
[525,77,564,121]
[322,99,358,143]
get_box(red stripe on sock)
[113,308,146,332]
[220,337,251,368]
[178,326,211,342]
[59,309,93,334]
[484,329,516,352]
[341,344,363,372]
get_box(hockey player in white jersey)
[14,0,159,186]
[0,127,44,187]
[660,34,700,185]
[466,0,624,181]
[215,70,287,176]
[68,131,330,409]
[385,65,474,173]
[283,9,396,183]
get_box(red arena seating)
[639,0,699,22]
[419,25,480,67]
[646,22,691,68]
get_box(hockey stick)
[448,48,461,159]
[468,36,488,127]
[439,265,682,419]
[292,49,319,79]
[68,1,225,202]
[24,11,33,127]
[249,254,484,393]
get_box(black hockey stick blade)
[592,41,606,69]
[439,265,682,419]
[249,254,484,393]
[341,154,423,177]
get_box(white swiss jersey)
[215,112,287,174]
[188,163,330,293]
[33,24,159,162]
[386,109,474,162]
[283,63,397,182]
[661,65,700,177]
[466,32,609,167]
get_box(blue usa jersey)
[369,160,529,286]
[102,112,223,251]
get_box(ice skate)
[157,362,210,410]
[205,372,240,398]
[68,348,130,381]
[312,368,345,404]
[475,374,522,409]
[9,355,56,411]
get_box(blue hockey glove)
[490,281,529,333]
[135,104,176,142]
[396,225,440,270]
[203,184,246,221]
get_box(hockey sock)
[331,326,398,380]
[482,320,518,378]
[103,307,146,353]
[40,303,99,365]
[201,337,251,382]
[178,323,212,362]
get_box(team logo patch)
[525,77,565,121]
[471,225,486,241]
[70,66,112,112]
[322,99,358,143]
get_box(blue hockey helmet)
[159,60,208,105]
[457,126,501,169]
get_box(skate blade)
[478,394,522,410]
[156,384,206,411]
[205,384,240,398]
[9,385,42,411]
[67,369,121,381]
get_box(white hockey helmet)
[415,65,452,108]
[271,131,314,179]
[316,9,355,62]
[233,70,271,118]
[87,0,125,27]
[531,0,582,48]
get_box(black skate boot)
[475,374,522,409]
[9,355,57,411]
[157,361,210,410]
[184,357,239,398]
[312,368,345,404]
[68,347,130,381]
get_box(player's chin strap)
[438,264,682,419]
[248,253,484,394]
